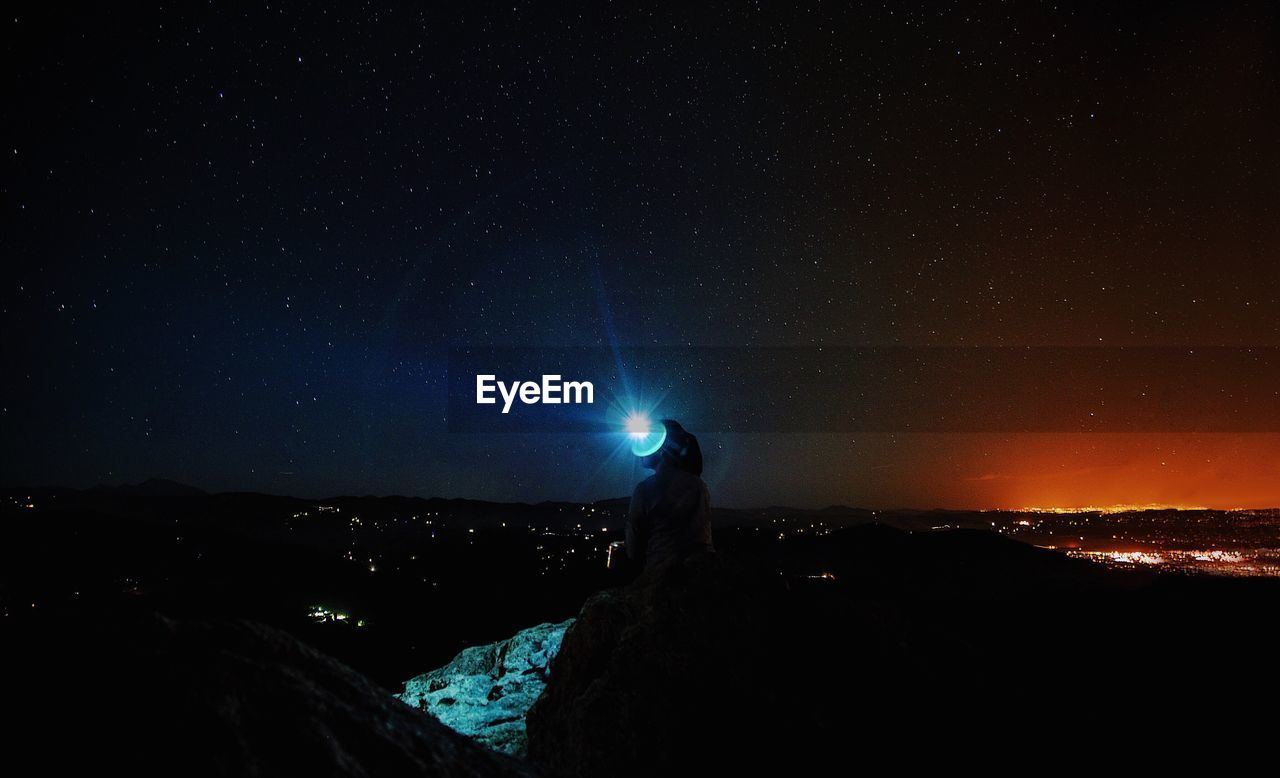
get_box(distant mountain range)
[86,478,210,498]
[1,480,881,516]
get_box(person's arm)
[625,482,648,567]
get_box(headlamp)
[624,412,666,457]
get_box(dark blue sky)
[4,2,1277,507]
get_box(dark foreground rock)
[10,610,537,778]
[8,525,1276,776]
[399,620,572,756]
[526,553,796,777]
[526,525,1280,776]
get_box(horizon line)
[5,481,1278,514]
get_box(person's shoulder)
[633,475,658,496]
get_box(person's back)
[625,420,713,569]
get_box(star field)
[3,2,1278,507]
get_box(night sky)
[4,2,1278,508]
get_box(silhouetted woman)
[625,419,713,569]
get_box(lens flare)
[623,412,666,457]
[624,412,651,438]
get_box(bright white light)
[625,412,651,438]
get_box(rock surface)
[526,552,790,777]
[524,526,1161,776]
[398,620,571,756]
[11,609,538,778]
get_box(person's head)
[638,419,703,476]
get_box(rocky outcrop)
[398,620,571,756]
[10,610,538,777]
[526,552,793,777]
[524,526,1154,777]
[12,523,1272,776]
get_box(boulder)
[398,620,571,756]
[526,553,794,777]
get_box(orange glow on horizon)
[941,433,1280,511]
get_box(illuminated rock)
[399,619,572,756]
